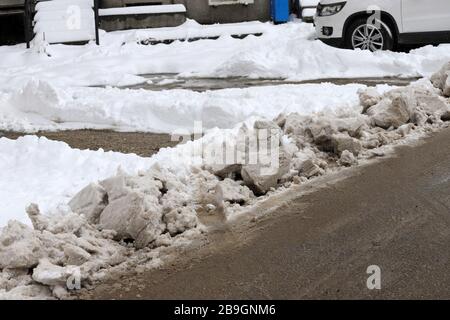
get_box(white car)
[314,0,450,51]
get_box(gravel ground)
[0,130,177,157]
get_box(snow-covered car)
[314,0,450,51]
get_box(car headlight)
[317,2,346,17]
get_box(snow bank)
[1,21,450,91]
[211,23,450,80]
[0,79,386,133]
[0,136,152,227]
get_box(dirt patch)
[0,130,177,157]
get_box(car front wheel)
[345,18,394,52]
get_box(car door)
[401,0,450,32]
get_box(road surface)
[124,75,419,92]
[86,126,450,300]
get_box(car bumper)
[314,10,346,48]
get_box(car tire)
[345,17,395,51]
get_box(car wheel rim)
[351,24,384,51]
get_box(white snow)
[99,4,186,16]
[1,21,449,91]
[0,79,392,133]
[0,136,152,227]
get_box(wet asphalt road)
[123,75,420,92]
[88,127,450,300]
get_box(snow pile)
[68,166,218,249]
[0,208,128,299]
[0,161,228,299]
[1,63,449,299]
[211,23,450,80]
[0,136,152,226]
[1,22,450,91]
[0,79,382,133]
